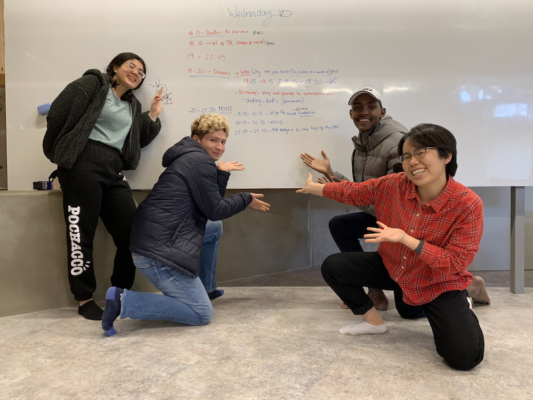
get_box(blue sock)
[102,287,123,336]
[208,289,224,300]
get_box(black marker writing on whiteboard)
[148,80,173,105]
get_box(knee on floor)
[443,345,484,371]
[197,304,214,326]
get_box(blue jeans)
[121,254,213,325]
[199,220,223,294]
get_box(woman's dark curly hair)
[106,52,146,102]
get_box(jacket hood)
[162,136,210,167]
[352,115,406,151]
[82,69,108,87]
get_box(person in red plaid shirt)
[297,123,484,370]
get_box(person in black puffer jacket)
[101,114,270,336]
[43,52,163,321]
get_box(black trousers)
[321,252,485,370]
[329,211,378,253]
[329,212,426,319]
[57,140,137,301]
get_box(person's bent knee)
[211,220,223,238]
[321,253,345,281]
[443,345,484,371]
[215,220,223,236]
[321,254,336,277]
[328,215,345,236]
[197,304,214,326]
[445,353,483,371]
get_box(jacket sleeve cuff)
[413,240,424,255]
[334,171,349,181]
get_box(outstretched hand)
[300,150,334,176]
[296,172,324,196]
[149,88,164,120]
[217,161,245,172]
[364,221,406,243]
[249,193,270,212]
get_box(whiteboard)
[5,0,533,189]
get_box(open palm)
[364,221,406,243]
[300,151,333,176]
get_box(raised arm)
[138,88,163,148]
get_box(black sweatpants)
[321,252,485,370]
[57,140,137,301]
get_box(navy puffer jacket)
[130,136,252,278]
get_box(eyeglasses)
[400,147,436,163]
[125,61,146,80]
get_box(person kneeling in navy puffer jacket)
[102,114,270,336]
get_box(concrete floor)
[1,270,532,399]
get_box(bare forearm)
[399,233,421,252]
[307,182,325,197]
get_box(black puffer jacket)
[43,69,161,169]
[130,137,253,278]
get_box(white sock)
[467,297,474,312]
[339,320,388,336]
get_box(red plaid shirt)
[323,173,484,306]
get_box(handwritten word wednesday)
[227,5,292,27]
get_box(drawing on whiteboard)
[149,80,173,105]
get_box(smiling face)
[113,59,145,90]
[402,139,451,195]
[194,130,227,161]
[349,93,386,132]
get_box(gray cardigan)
[334,115,407,216]
[43,69,161,170]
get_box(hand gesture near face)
[364,221,406,243]
[217,161,245,172]
[300,151,334,177]
[249,193,270,212]
[149,88,164,120]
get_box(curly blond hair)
[191,114,230,139]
